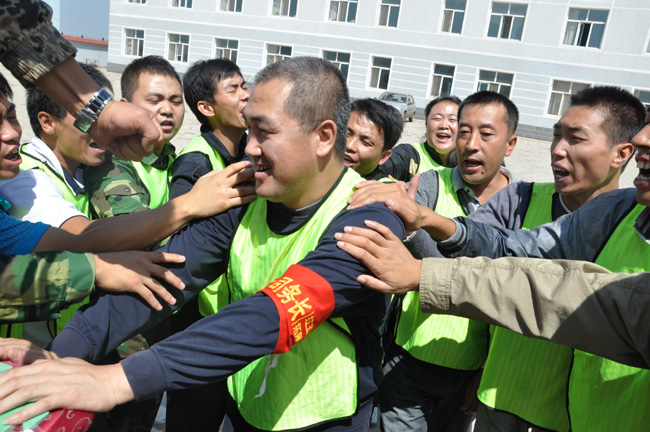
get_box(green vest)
[226,169,361,430]
[568,204,650,432]
[477,183,572,432]
[178,134,230,316]
[394,168,489,370]
[5,145,93,338]
[130,148,174,210]
[410,142,445,175]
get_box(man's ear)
[38,112,57,135]
[197,101,215,118]
[504,134,517,157]
[379,149,392,165]
[611,142,635,169]
[315,119,337,157]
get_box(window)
[323,50,350,80]
[172,0,192,7]
[547,80,590,116]
[329,0,357,23]
[127,0,146,3]
[487,2,527,40]
[369,56,391,90]
[168,33,190,63]
[563,8,608,48]
[215,38,238,63]
[430,64,455,97]
[220,0,243,12]
[477,70,514,97]
[634,89,650,112]
[272,0,297,16]
[441,0,466,34]
[646,37,650,53]
[124,28,144,57]
[267,44,292,65]
[378,0,400,27]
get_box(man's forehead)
[460,103,506,125]
[137,73,182,92]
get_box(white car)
[378,92,416,122]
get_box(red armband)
[260,264,335,354]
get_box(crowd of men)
[1,15,650,431]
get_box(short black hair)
[458,91,519,136]
[0,73,12,100]
[425,95,462,119]
[121,55,181,101]
[183,59,244,127]
[569,86,646,146]
[27,63,113,137]
[255,57,350,158]
[351,98,404,151]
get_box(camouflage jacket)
[84,143,176,218]
[0,251,95,322]
[0,1,76,86]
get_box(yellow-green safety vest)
[477,182,572,432]
[226,169,361,430]
[130,149,174,210]
[178,134,230,316]
[409,142,446,176]
[568,203,650,432]
[394,168,489,370]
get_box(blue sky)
[47,0,110,40]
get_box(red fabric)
[260,265,336,354]
[7,409,94,432]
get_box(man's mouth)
[4,147,20,161]
[553,166,570,181]
[463,158,482,169]
[160,120,175,131]
[253,158,271,173]
[89,142,104,151]
[637,160,650,181]
[343,154,356,167]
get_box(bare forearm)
[420,207,457,242]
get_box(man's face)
[210,74,249,131]
[244,79,321,209]
[551,105,623,204]
[129,73,184,146]
[456,103,515,186]
[632,113,650,206]
[0,93,22,179]
[426,101,458,155]
[344,111,390,176]
[51,113,106,171]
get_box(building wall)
[72,42,109,68]
[108,0,650,140]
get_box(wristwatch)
[73,88,113,133]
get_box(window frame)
[545,79,591,117]
[126,0,147,4]
[377,0,400,28]
[266,43,293,65]
[219,0,243,12]
[214,38,239,63]
[171,0,192,7]
[327,0,358,24]
[562,7,609,49]
[634,89,650,112]
[272,0,298,17]
[429,63,455,98]
[486,2,528,41]
[322,49,352,81]
[476,69,515,98]
[440,0,466,35]
[368,55,393,91]
[166,32,191,63]
[124,27,145,57]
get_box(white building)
[108,0,650,140]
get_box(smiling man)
[84,56,185,217]
[0,57,404,432]
[344,98,403,179]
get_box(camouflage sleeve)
[0,251,95,323]
[0,0,77,86]
[84,155,151,219]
